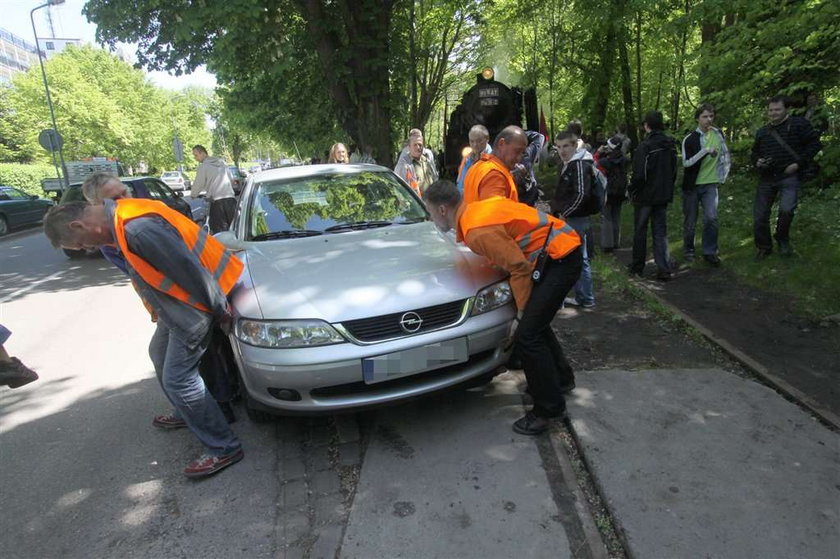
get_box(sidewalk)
[567,368,839,559]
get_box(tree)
[85,0,398,166]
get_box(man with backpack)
[594,135,629,253]
[549,131,605,308]
[628,111,677,281]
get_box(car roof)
[252,163,391,183]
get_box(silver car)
[217,164,515,419]
[160,170,191,192]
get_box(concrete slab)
[342,374,579,559]
[568,368,840,559]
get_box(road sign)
[38,128,63,152]
[173,137,184,163]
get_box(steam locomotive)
[442,67,538,177]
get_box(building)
[0,27,41,85]
[38,37,81,59]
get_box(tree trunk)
[586,18,616,135]
[634,10,643,123]
[616,2,638,146]
[295,0,395,167]
[409,0,417,132]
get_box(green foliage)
[0,163,57,196]
[0,45,213,172]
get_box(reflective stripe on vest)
[459,197,580,261]
[463,154,519,205]
[112,199,244,314]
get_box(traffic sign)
[38,128,63,152]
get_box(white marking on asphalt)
[0,270,65,304]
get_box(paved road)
[0,229,600,558]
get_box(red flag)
[539,107,549,144]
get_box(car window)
[247,171,427,239]
[143,179,171,200]
[4,187,28,200]
[162,172,179,178]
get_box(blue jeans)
[565,216,594,306]
[754,175,799,250]
[682,184,719,257]
[631,204,671,274]
[149,322,241,457]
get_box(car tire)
[241,387,273,423]
[63,247,87,259]
[0,215,7,236]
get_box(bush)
[0,163,58,196]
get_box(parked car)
[58,176,206,258]
[216,164,515,420]
[160,170,192,192]
[228,166,245,195]
[0,185,54,236]
[248,165,262,175]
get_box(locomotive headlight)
[481,66,494,80]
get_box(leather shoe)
[184,448,244,479]
[513,411,559,436]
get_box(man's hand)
[707,147,717,156]
[784,162,799,175]
[218,304,234,336]
[503,310,524,350]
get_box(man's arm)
[628,142,647,195]
[190,164,207,198]
[125,217,229,318]
[560,161,590,217]
[682,133,706,168]
[464,226,533,310]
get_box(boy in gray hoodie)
[191,145,236,233]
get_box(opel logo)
[399,312,423,333]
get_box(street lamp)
[31,0,69,189]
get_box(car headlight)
[236,319,345,348]
[472,280,513,315]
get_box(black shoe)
[756,249,772,261]
[655,270,672,282]
[627,265,644,278]
[703,254,721,267]
[0,357,39,389]
[777,240,793,257]
[512,411,550,436]
[559,381,576,394]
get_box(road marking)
[0,270,65,304]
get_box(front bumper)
[231,306,514,413]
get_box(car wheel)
[63,248,87,259]
[0,215,7,236]
[241,386,274,423]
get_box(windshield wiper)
[251,230,323,241]
[396,217,427,224]
[324,220,392,233]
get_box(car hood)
[237,222,506,322]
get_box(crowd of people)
[8,92,822,478]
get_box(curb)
[627,276,840,431]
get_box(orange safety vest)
[113,199,244,314]
[463,153,518,205]
[403,164,420,195]
[458,197,580,261]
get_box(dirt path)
[576,247,840,420]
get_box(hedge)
[0,163,59,197]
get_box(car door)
[1,187,39,226]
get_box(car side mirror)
[215,231,247,250]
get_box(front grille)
[340,299,468,342]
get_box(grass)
[611,173,840,318]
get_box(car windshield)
[162,172,179,178]
[247,170,427,240]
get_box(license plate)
[361,338,469,384]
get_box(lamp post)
[31,0,69,189]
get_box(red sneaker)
[152,414,187,429]
[184,448,244,479]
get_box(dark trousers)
[631,204,671,274]
[209,198,237,234]
[754,175,799,250]
[601,199,623,249]
[514,248,582,418]
[198,324,237,403]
